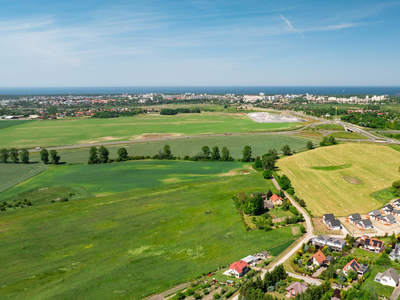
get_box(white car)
[35,147,41,150]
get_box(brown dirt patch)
[161,178,180,183]
[291,226,300,235]
[342,176,363,185]
[134,133,182,140]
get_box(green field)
[27,134,314,165]
[312,124,344,131]
[0,160,244,203]
[329,131,368,139]
[0,120,33,130]
[0,163,50,193]
[0,172,300,300]
[0,114,302,149]
[277,143,400,216]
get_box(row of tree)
[0,148,29,164]
[39,149,61,165]
[160,107,201,115]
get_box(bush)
[289,205,299,215]
[213,293,221,299]
[263,169,273,179]
[60,197,69,202]
[300,225,306,233]
[193,293,202,299]
[225,291,233,298]
[393,180,400,189]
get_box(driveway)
[390,284,400,300]
[287,272,322,286]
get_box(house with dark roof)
[381,204,394,215]
[390,244,400,261]
[393,199,400,209]
[286,282,308,298]
[327,219,341,231]
[343,259,368,276]
[368,210,381,220]
[347,213,361,225]
[310,250,326,266]
[323,214,335,225]
[391,209,400,216]
[375,268,400,287]
[380,214,396,225]
[354,235,385,253]
[228,260,249,278]
[356,219,373,230]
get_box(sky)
[0,0,399,87]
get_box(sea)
[0,86,400,96]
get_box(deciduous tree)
[117,147,128,161]
[221,147,231,161]
[99,146,109,163]
[0,148,9,163]
[281,145,291,156]
[242,145,252,162]
[307,141,314,150]
[211,146,220,161]
[202,146,210,159]
[49,150,60,165]
[10,148,19,163]
[88,147,98,164]
[20,149,29,164]
[40,148,49,164]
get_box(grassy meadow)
[0,172,300,300]
[276,143,400,216]
[0,113,302,149]
[0,160,244,203]
[26,134,314,165]
[0,120,34,130]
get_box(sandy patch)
[342,176,363,185]
[134,133,183,140]
[291,226,300,235]
[79,136,125,144]
[219,168,252,176]
[161,178,180,183]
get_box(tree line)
[160,107,201,115]
[0,148,30,164]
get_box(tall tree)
[98,146,109,163]
[281,145,291,156]
[268,148,278,160]
[211,146,220,161]
[10,148,19,163]
[262,155,275,170]
[242,145,252,162]
[221,147,231,161]
[306,141,314,150]
[88,146,98,164]
[49,150,60,165]
[202,146,210,159]
[20,149,29,164]
[117,147,128,161]
[40,148,49,164]
[0,148,9,163]
[163,144,172,158]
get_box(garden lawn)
[0,173,300,300]
[353,248,379,259]
[0,114,301,148]
[0,160,244,203]
[277,143,400,216]
[27,134,314,164]
[361,265,396,298]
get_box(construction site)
[247,112,305,123]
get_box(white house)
[347,213,361,225]
[228,260,249,278]
[368,210,381,220]
[312,235,346,252]
[393,199,400,209]
[356,219,373,230]
[375,268,399,287]
[381,204,394,214]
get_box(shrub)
[213,293,221,299]
[262,169,273,179]
[60,197,69,202]
[193,293,202,299]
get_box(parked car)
[35,147,41,150]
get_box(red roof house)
[270,194,283,205]
[228,260,249,278]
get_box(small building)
[5,115,18,119]
[228,260,250,278]
[270,194,283,205]
[343,259,368,276]
[323,214,335,225]
[356,219,373,230]
[347,213,361,225]
[354,235,385,253]
[380,214,396,225]
[381,204,394,214]
[391,209,400,216]
[325,255,334,265]
[374,268,400,287]
[393,199,400,209]
[368,210,381,220]
[241,255,259,265]
[310,250,326,266]
[327,219,341,231]
[285,282,308,298]
[390,244,400,261]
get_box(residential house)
[343,259,368,276]
[312,235,346,252]
[380,214,396,225]
[393,199,400,209]
[285,282,308,298]
[354,235,385,253]
[368,210,381,220]
[390,244,400,261]
[347,213,362,225]
[381,204,394,215]
[228,260,250,278]
[310,250,326,266]
[327,219,341,231]
[270,194,283,205]
[374,268,399,287]
[391,209,400,216]
[323,214,335,225]
[356,219,373,230]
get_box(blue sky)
[0,0,399,87]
